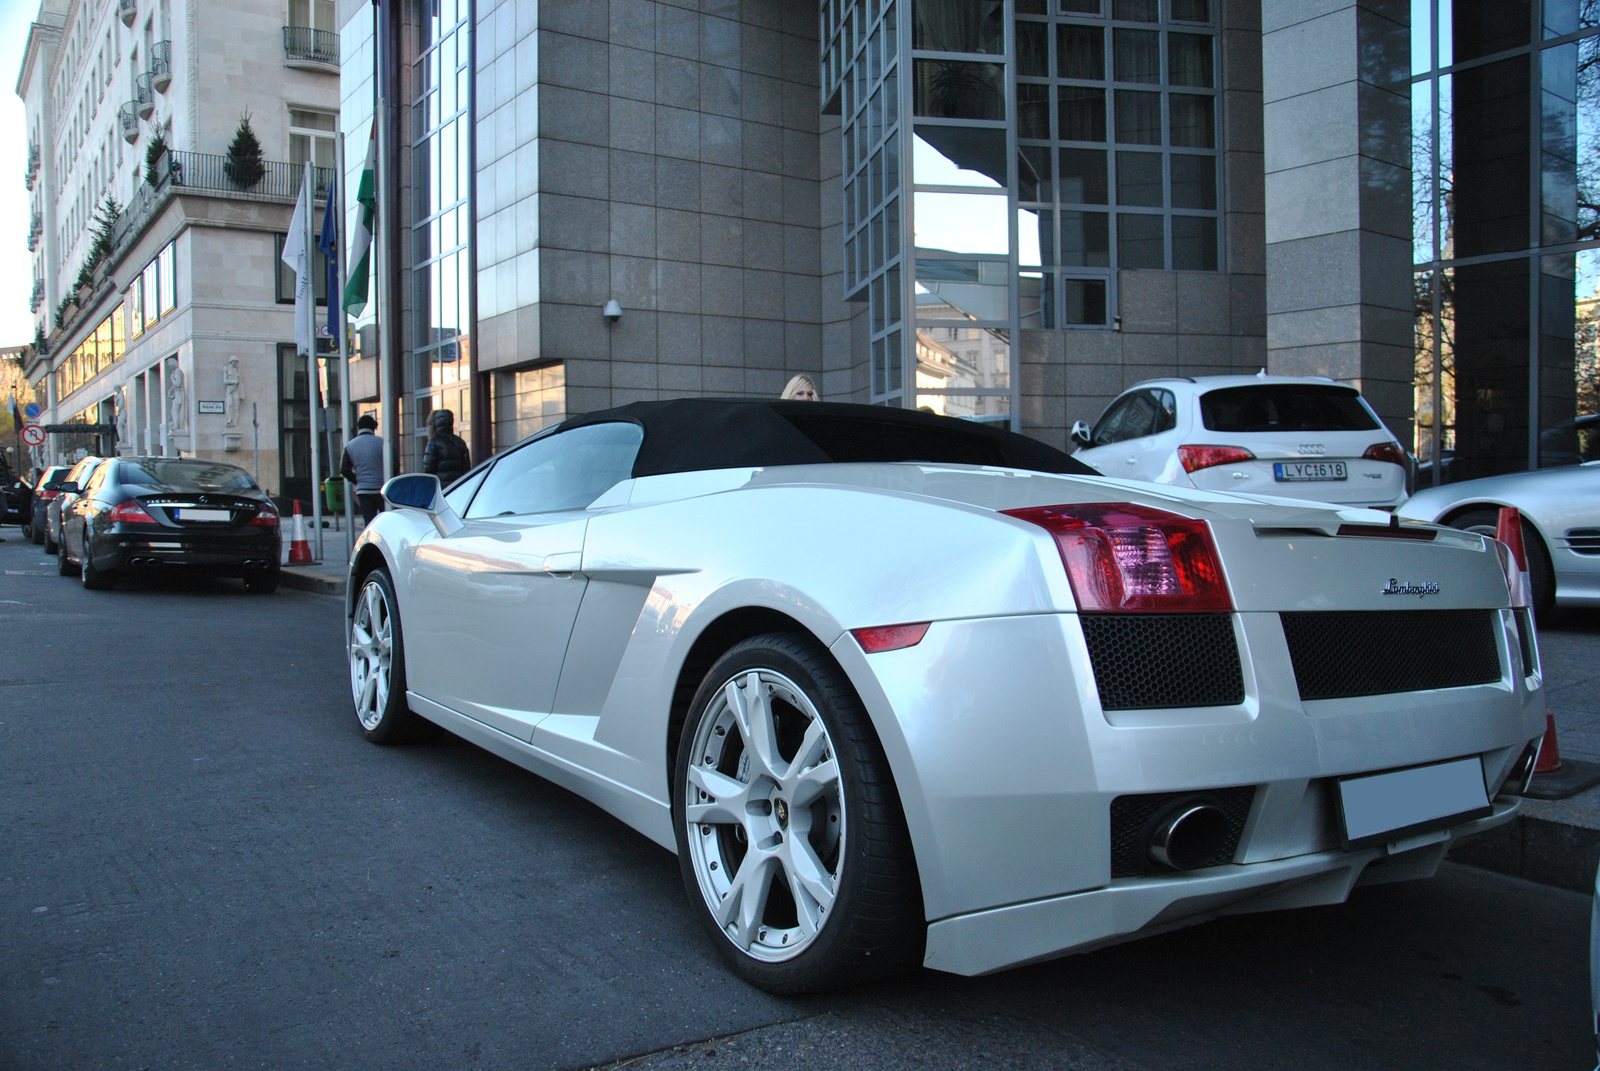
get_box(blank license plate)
[173,508,230,522]
[1274,461,1347,482]
[1337,757,1491,848]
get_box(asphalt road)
[0,535,1590,1071]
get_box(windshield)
[117,460,259,492]
[1199,385,1378,433]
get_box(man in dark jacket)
[422,409,471,488]
[340,414,386,526]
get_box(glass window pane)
[1060,0,1102,12]
[1061,210,1110,265]
[1171,215,1217,270]
[1542,43,1579,246]
[1113,0,1157,21]
[1169,153,1216,208]
[1113,29,1160,84]
[1117,150,1163,205]
[1168,33,1214,88]
[913,192,1010,253]
[1169,93,1215,147]
[915,259,1011,320]
[1019,208,1051,265]
[1019,145,1054,201]
[1057,25,1105,80]
[913,60,1006,119]
[1170,0,1210,22]
[1017,21,1049,77]
[1453,0,1530,64]
[1020,271,1055,328]
[913,127,1007,187]
[914,393,1012,422]
[1018,84,1052,138]
[1412,0,1433,74]
[913,0,1005,54]
[1060,148,1109,203]
[1579,34,1599,242]
[1062,278,1107,324]
[1118,213,1164,268]
[1058,86,1107,140]
[1115,89,1162,143]
[1413,78,1435,264]
[1453,55,1529,257]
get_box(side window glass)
[443,467,487,514]
[1152,390,1177,435]
[464,422,644,519]
[1094,392,1158,445]
[86,464,109,492]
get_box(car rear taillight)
[1003,502,1233,612]
[109,500,157,524]
[36,489,59,500]
[248,504,280,527]
[851,622,931,653]
[1177,445,1255,474]
[1362,441,1406,466]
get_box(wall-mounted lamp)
[602,299,623,323]
[1112,315,1122,332]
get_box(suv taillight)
[1362,442,1406,466]
[109,500,157,524]
[36,489,58,500]
[248,504,279,527]
[1003,502,1233,612]
[1178,444,1255,474]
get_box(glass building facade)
[1411,0,1600,482]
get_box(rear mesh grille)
[1110,787,1257,877]
[1279,610,1501,701]
[1080,613,1244,711]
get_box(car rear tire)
[244,567,280,594]
[1452,508,1555,617]
[673,632,923,994]
[57,541,77,577]
[349,567,431,743]
[79,544,115,590]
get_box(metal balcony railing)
[25,145,39,190]
[118,0,136,25]
[150,40,172,92]
[135,72,155,119]
[118,102,139,143]
[29,280,43,314]
[283,25,339,66]
[27,213,41,251]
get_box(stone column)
[1262,0,1413,444]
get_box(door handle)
[541,551,583,575]
[1125,457,1138,465]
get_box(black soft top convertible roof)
[555,399,1097,478]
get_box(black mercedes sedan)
[56,457,281,592]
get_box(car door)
[402,421,645,742]
[1078,391,1161,476]
[69,462,111,559]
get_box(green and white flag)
[343,123,378,316]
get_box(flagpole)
[304,160,324,563]
[374,11,397,483]
[335,133,356,543]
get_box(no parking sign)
[21,424,46,447]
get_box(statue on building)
[114,389,129,450]
[224,356,241,427]
[166,361,187,432]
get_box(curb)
[1448,792,1600,894]
[279,566,346,597]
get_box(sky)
[0,0,38,348]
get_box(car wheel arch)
[347,543,394,622]
[1439,500,1555,550]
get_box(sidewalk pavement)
[280,524,1600,895]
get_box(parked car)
[46,456,103,554]
[1539,412,1599,466]
[1071,375,1410,509]
[345,399,1543,993]
[1397,460,1600,616]
[56,457,281,592]
[3,474,30,531]
[25,466,70,544]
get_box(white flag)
[281,181,315,357]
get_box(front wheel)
[349,568,431,743]
[673,633,922,993]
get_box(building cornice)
[15,16,64,100]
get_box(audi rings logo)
[1298,443,1327,455]
[1382,578,1440,598]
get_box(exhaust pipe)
[1148,801,1231,871]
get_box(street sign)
[198,400,225,414]
[23,403,40,420]
[21,424,46,447]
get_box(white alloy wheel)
[350,578,394,731]
[684,668,846,964]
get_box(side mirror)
[1070,420,1094,448]
[381,473,464,537]
[59,481,79,494]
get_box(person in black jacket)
[422,409,471,488]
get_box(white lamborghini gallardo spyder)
[345,400,1546,993]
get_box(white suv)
[1071,375,1410,509]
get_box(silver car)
[1398,462,1600,615]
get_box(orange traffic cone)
[1535,712,1563,773]
[1496,506,1531,607]
[288,500,312,565]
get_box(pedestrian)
[340,414,386,527]
[781,374,820,401]
[422,409,472,488]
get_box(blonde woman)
[781,374,819,401]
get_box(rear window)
[38,467,70,490]
[117,460,258,492]
[1199,385,1378,433]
